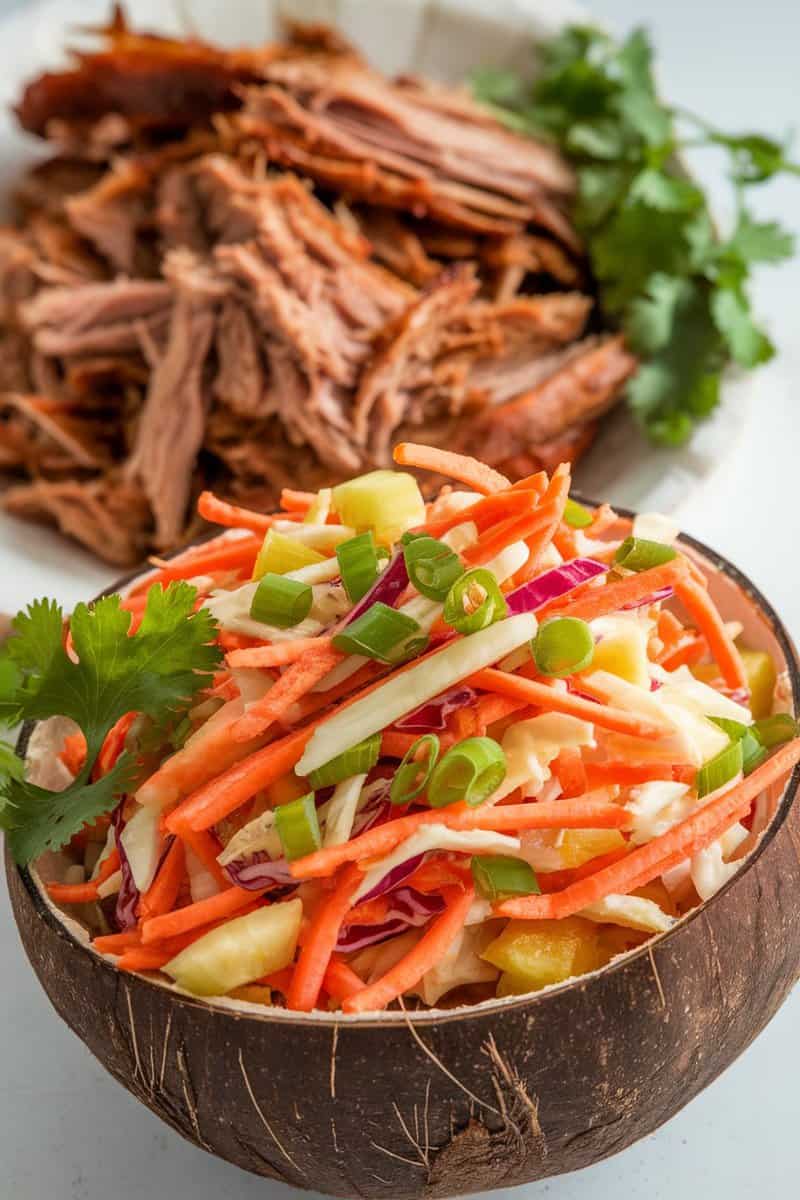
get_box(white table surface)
[2,0,799,1196]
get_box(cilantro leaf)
[709,131,800,185]
[0,740,23,784]
[2,760,136,865]
[625,274,725,438]
[711,286,775,367]
[628,168,703,214]
[612,28,672,147]
[590,203,694,313]
[724,212,795,266]
[0,582,221,864]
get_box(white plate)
[0,0,750,614]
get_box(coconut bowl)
[5,522,800,1200]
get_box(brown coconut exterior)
[6,530,800,1199]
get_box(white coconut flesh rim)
[23,540,799,1025]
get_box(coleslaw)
[21,446,800,1012]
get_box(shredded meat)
[4,474,152,565]
[0,15,634,564]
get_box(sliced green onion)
[532,617,594,678]
[250,574,313,628]
[471,855,541,901]
[306,732,382,790]
[563,498,593,529]
[337,531,382,603]
[443,568,507,635]
[390,734,440,805]
[752,713,799,748]
[696,739,744,798]
[614,536,677,573]
[707,716,748,740]
[332,603,421,663]
[741,734,768,775]
[275,794,321,861]
[707,716,767,776]
[403,535,464,602]
[428,736,506,808]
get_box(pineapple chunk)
[557,828,626,868]
[333,470,425,546]
[228,984,273,1006]
[482,917,604,992]
[738,646,777,718]
[597,925,649,960]
[693,645,777,719]
[253,530,325,579]
[591,620,650,688]
[164,900,302,997]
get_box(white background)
[1,0,799,1196]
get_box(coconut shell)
[5,529,800,1199]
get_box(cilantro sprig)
[0,583,221,864]
[473,26,798,445]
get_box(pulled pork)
[0,11,635,564]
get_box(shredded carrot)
[423,488,541,540]
[588,503,626,537]
[178,827,229,890]
[659,634,707,671]
[343,885,475,1013]
[91,931,142,955]
[673,575,748,691]
[584,761,696,789]
[59,731,87,776]
[166,725,314,834]
[468,668,671,739]
[393,442,510,495]
[280,489,317,513]
[656,609,686,654]
[261,967,295,993]
[286,864,363,1011]
[137,698,272,810]
[227,636,333,670]
[553,524,579,561]
[129,535,262,595]
[289,797,631,882]
[497,737,800,920]
[217,631,269,653]
[117,948,175,973]
[197,491,277,534]
[510,470,550,494]
[323,958,366,1002]
[552,746,587,797]
[463,492,562,568]
[403,858,473,894]
[232,644,344,742]
[93,712,137,779]
[449,694,529,740]
[341,895,391,929]
[539,558,689,622]
[46,847,121,904]
[509,463,571,583]
[537,846,631,893]
[141,886,258,945]
[379,729,448,759]
[288,660,387,724]
[138,839,186,921]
